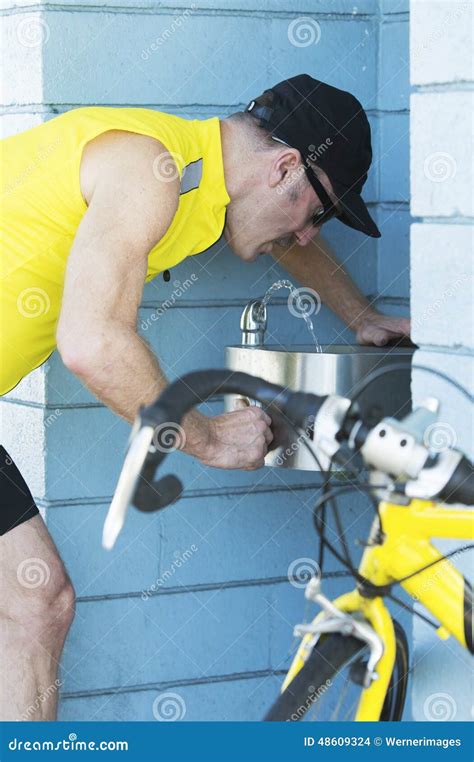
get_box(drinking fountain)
[225,296,413,471]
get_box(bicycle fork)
[284,577,397,721]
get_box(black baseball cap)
[245,74,381,238]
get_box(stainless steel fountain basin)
[225,344,413,471]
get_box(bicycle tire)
[264,620,409,721]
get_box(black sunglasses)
[311,205,340,227]
[304,166,341,227]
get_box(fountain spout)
[240,299,267,346]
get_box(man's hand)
[188,407,273,470]
[355,312,411,346]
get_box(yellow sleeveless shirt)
[0,107,230,396]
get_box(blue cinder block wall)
[1,1,411,720]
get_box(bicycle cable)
[386,592,439,631]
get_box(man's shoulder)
[80,127,180,208]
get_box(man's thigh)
[0,512,73,628]
[0,447,68,615]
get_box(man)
[0,74,410,720]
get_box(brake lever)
[102,424,155,550]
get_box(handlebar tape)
[144,370,323,430]
[133,370,325,513]
[134,474,183,512]
[439,455,474,506]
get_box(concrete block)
[381,0,409,12]
[411,224,473,350]
[412,618,472,721]
[46,500,161,598]
[4,1,380,13]
[372,296,410,320]
[366,116,379,203]
[0,112,44,138]
[412,349,473,460]
[41,10,270,107]
[378,20,410,111]
[157,488,319,585]
[58,674,282,721]
[376,204,411,298]
[2,364,47,404]
[269,18,377,110]
[45,484,338,598]
[60,583,278,692]
[379,113,410,202]
[1,12,44,106]
[411,92,474,218]
[0,402,46,497]
[410,0,473,85]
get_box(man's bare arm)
[57,132,271,469]
[272,237,410,345]
[57,134,179,421]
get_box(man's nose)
[294,225,321,245]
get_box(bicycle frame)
[282,498,474,721]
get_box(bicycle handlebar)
[101,371,326,549]
[102,369,473,550]
[439,455,474,506]
[137,369,325,505]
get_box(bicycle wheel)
[264,620,409,721]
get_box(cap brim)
[334,186,381,238]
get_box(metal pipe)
[240,299,267,346]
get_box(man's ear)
[269,147,302,190]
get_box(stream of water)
[257,279,323,353]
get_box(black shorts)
[0,445,39,535]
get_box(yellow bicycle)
[102,367,473,722]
